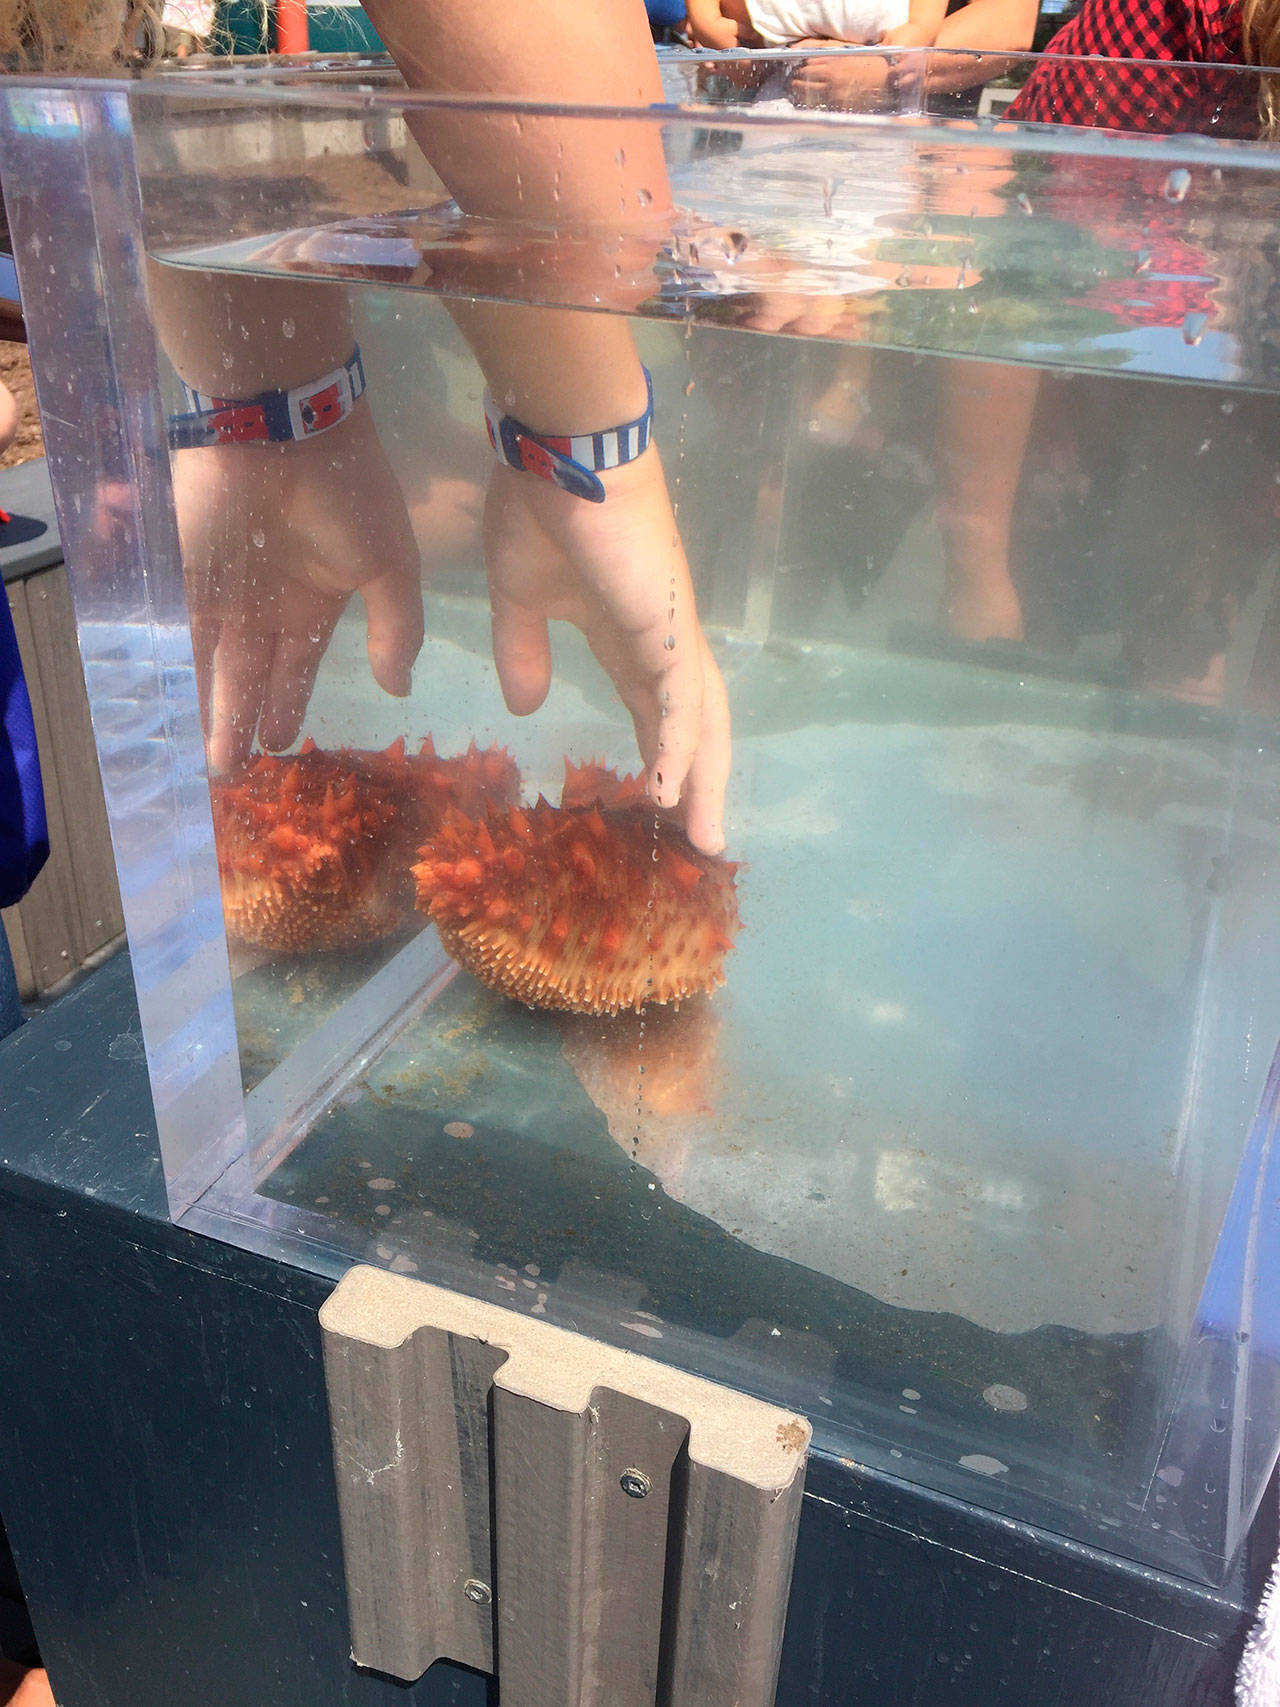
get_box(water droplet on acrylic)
[1163,167,1191,203]
[615,146,626,167]
[684,379,695,396]
[822,178,836,217]
[1133,249,1152,274]
[1015,191,1033,216]
[282,317,296,339]
[896,269,911,287]
[1182,310,1208,346]
[636,186,653,207]
[251,529,266,549]
[664,634,676,650]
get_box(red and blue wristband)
[167,347,367,450]
[483,368,654,503]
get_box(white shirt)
[745,0,909,45]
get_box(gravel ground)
[0,344,42,469]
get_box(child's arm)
[685,0,740,49]
[881,0,948,47]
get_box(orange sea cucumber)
[213,736,519,953]
[413,762,739,1015]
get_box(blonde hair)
[1242,0,1280,134]
[0,0,157,65]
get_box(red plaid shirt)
[1008,0,1259,135]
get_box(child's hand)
[173,404,424,772]
[684,0,741,51]
[0,379,17,459]
[483,450,730,854]
[788,44,896,110]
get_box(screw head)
[463,1579,492,1605]
[620,1468,651,1499]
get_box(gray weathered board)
[321,1266,810,1706]
[3,563,123,997]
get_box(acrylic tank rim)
[7,48,1280,174]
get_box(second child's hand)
[483,449,730,857]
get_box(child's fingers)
[490,588,554,716]
[259,610,343,753]
[208,624,275,773]
[678,635,731,855]
[360,568,425,699]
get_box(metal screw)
[463,1579,492,1605]
[620,1469,651,1499]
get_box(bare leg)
[0,1662,55,1707]
[936,359,1040,642]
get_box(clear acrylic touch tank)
[3,48,1279,1586]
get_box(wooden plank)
[1,905,34,1003]
[22,567,123,955]
[6,579,85,993]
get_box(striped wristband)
[483,368,654,503]
[167,348,367,450]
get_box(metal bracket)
[320,1266,810,1706]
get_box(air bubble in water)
[684,378,694,396]
[615,146,627,168]
[637,187,653,207]
[251,529,266,549]
[664,634,676,650]
[1016,191,1033,215]
[822,178,836,217]
[1134,249,1152,274]
[282,317,296,339]
[896,269,911,287]
[1163,167,1192,203]
[1182,311,1208,346]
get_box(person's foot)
[806,372,880,452]
[943,574,1024,643]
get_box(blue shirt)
[0,586,48,908]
